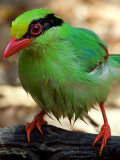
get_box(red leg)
[26,111,47,142]
[92,103,111,156]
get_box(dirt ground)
[0,0,120,136]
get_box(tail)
[109,54,120,64]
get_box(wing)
[70,27,109,72]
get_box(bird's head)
[3,8,63,59]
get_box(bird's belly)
[19,73,112,121]
[18,54,115,121]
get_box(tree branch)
[0,125,120,160]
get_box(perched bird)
[3,8,120,155]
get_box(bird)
[3,8,120,156]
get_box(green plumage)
[11,9,120,121]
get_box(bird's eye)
[30,24,42,35]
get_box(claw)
[26,122,30,131]
[36,121,43,134]
[26,111,47,142]
[26,128,31,143]
[100,145,104,157]
[92,123,111,156]
[92,131,103,147]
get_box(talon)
[92,139,96,147]
[100,146,103,156]
[92,123,111,156]
[104,139,107,147]
[26,111,47,142]
[92,131,103,147]
[36,121,43,134]
[26,122,30,132]
[27,129,31,143]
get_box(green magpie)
[3,8,120,155]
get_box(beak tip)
[3,50,7,60]
[3,35,34,59]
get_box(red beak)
[3,35,34,59]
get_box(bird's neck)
[18,23,81,88]
[18,33,72,85]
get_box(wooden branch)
[0,125,120,160]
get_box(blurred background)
[0,0,120,136]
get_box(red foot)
[92,123,111,156]
[26,111,47,142]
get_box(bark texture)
[0,125,120,160]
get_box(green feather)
[110,54,120,64]
[9,8,120,122]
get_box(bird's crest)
[10,8,63,39]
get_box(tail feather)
[109,54,120,63]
